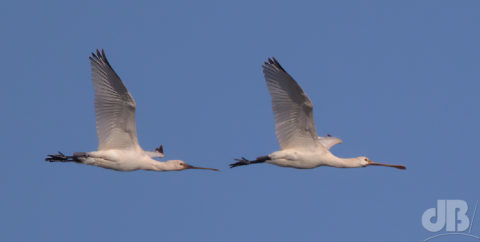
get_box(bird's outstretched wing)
[89,49,139,150]
[144,145,165,158]
[318,136,342,149]
[262,57,320,150]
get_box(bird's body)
[75,149,159,171]
[46,50,218,172]
[230,57,405,170]
[267,149,340,169]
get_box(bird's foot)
[45,152,69,162]
[45,152,81,162]
[229,157,252,168]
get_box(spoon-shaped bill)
[368,160,406,170]
[185,164,219,171]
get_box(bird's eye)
[364,159,368,161]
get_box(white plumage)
[230,57,405,170]
[46,49,218,172]
[90,52,139,151]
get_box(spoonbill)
[230,57,405,170]
[46,49,218,172]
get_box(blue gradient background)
[1,0,479,241]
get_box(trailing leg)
[230,155,270,168]
[45,152,87,163]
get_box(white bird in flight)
[46,49,218,172]
[230,57,406,170]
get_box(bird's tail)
[45,152,87,163]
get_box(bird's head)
[358,156,370,166]
[166,160,219,172]
[357,156,406,170]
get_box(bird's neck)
[325,154,363,168]
[142,158,174,171]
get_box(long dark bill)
[185,164,219,171]
[368,161,406,170]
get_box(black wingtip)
[272,57,285,72]
[155,144,164,154]
[264,56,286,72]
[91,49,106,59]
[90,48,113,68]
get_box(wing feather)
[317,136,342,149]
[89,49,139,150]
[262,57,320,150]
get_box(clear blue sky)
[1,0,479,241]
